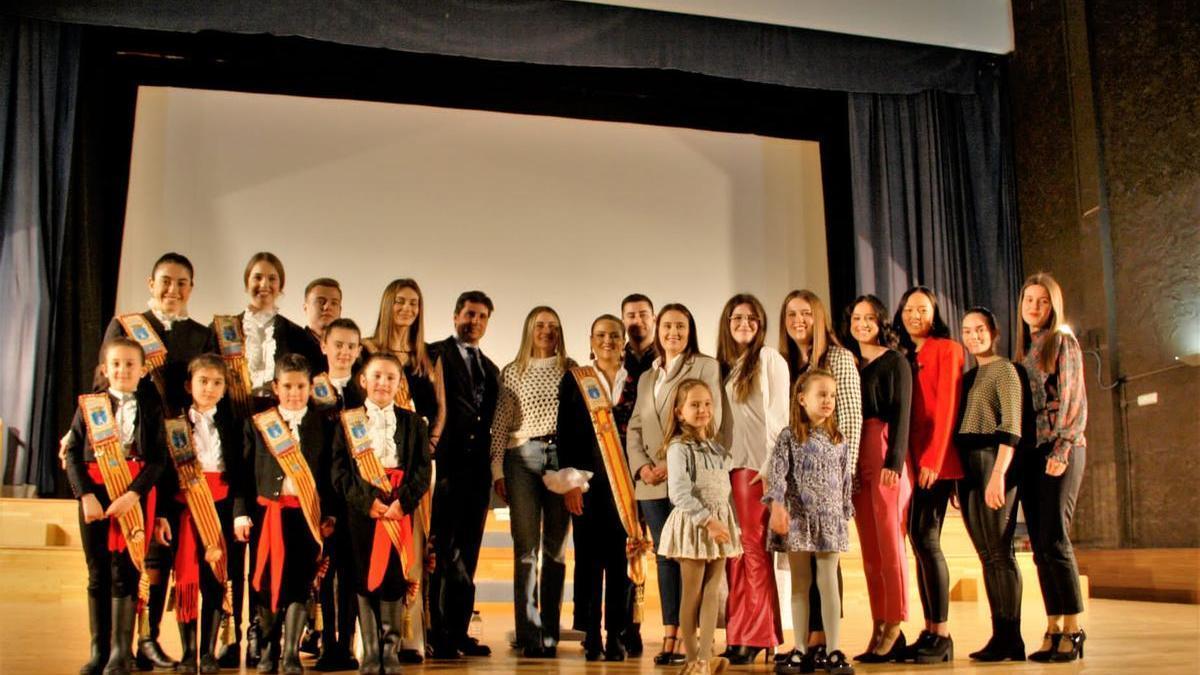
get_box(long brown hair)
[366,278,431,377]
[717,294,767,403]
[1015,272,1067,373]
[513,305,569,375]
[657,378,716,460]
[789,369,842,446]
[778,289,842,378]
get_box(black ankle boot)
[198,608,224,674]
[379,600,404,675]
[176,622,198,673]
[914,634,953,664]
[103,596,135,675]
[136,582,175,671]
[970,617,1025,661]
[356,596,382,675]
[280,603,308,675]
[81,593,112,675]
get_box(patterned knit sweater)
[955,359,1023,450]
[490,356,569,480]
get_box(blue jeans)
[504,440,570,648]
[640,497,681,626]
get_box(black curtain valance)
[3,0,989,95]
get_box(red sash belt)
[173,472,229,622]
[253,495,302,611]
[367,469,413,592]
[86,460,155,554]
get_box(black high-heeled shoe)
[1049,629,1085,662]
[1028,632,1062,662]
[727,645,774,665]
[652,636,685,666]
[857,630,906,663]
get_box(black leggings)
[908,479,953,624]
[958,449,1021,621]
[1021,443,1086,616]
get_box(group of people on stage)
[61,249,1089,675]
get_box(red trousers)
[853,419,912,623]
[725,468,783,647]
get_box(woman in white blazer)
[715,294,789,664]
[625,303,723,666]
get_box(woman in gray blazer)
[625,303,723,665]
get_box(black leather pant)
[1021,443,1086,616]
[908,478,953,624]
[957,449,1021,620]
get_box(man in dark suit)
[427,291,499,659]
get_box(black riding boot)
[81,592,112,675]
[102,596,136,675]
[356,596,382,675]
[280,603,308,675]
[176,621,198,674]
[379,601,404,675]
[198,608,224,674]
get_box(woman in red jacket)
[892,286,963,664]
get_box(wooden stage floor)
[1,596,1197,673]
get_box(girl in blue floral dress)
[764,368,854,675]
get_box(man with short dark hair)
[617,292,656,656]
[427,291,500,659]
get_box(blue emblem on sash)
[91,410,108,426]
[171,430,188,449]
[352,423,366,439]
[587,385,601,400]
[222,326,237,341]
[133,326,151,340]
[267,423,283,439]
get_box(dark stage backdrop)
[0,3,1019,495]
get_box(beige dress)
[657,439,743,560]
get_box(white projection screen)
[118,86,830,363]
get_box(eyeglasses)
[728,314,759,325]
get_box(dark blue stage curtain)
[4,0,984,95]
[848,67,1022,348]
[0,16,82,494]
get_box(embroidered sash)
[569,366,653,621]
[213,316,254,417]
[117,314,169,406]
[339,407,414,588]
[164,418,233,621]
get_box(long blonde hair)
[366,278,430,376]
[513,305,569,375]
[1015,272,1067,373]
[657,378,717,460]
[778,289,842,380]
[717,294,767,403]
[790,369,842,445]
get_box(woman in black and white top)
[715,294,787,664]
[777,289,862,659]
[490,306,574,657]
[955,307,1026,662]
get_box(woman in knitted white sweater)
[490,306,575,657]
